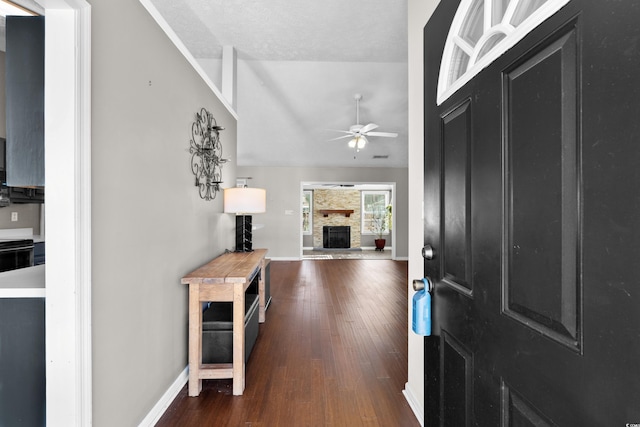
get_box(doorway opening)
[301,182,394,260]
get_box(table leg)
[232,283,245,395]
[188,284,203,397]
[258,258,266,323]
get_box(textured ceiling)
[156,0,409,167]
[1,1,408,167]
[150,0,407,62]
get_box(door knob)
[412,277,433,292]
[422,244,435,260]
[412,277,432,336]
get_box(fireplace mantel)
[319,209,354,217]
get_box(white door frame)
[38,0,92,425]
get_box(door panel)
[441,331,473,427]
[442,100,473,294]
[501,382,555,427]
[503,24,580,350]
[424,1,640,426]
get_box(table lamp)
[223,187,266,252]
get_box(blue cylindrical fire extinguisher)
[412,277,432,336]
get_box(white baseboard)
[403,382,424,427]
[269,256,302,261]
[138,366,188,427]
[360,246,393,251]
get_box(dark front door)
[423,1,640,425]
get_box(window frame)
[302,190,313,235]
[437,0,570,105]
[361,190,390,235]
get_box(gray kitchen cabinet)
[34,241,45,265]
[5,16,45,187]
[0,297,46,426]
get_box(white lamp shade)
[223,187,266,213]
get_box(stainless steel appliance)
[0,239,34,272]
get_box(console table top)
[181,249,268,285]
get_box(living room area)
[302,183,394,260]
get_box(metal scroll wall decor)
[189,108,227,200]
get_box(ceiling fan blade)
[359,123,379,134]
[366,131,398,138]
[328,134,354,141]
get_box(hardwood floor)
[156,259,419,427]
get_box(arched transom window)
[437,0,570,105]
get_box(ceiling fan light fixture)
[330,94,397,155]
[348,136,367,151]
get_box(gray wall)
[89,0,237,425]
[0,203,40,233]
[237,166,408,259]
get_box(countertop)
[0,265,45,298]
[0,227,44,243]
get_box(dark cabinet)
[5,16,45,187]
[34,242,45,265]
[0,298,46,426]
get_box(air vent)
[373,155,389,159]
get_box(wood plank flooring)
[156,259,419,426]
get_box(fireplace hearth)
[323,226,350,249]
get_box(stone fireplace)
[312,189,361,249]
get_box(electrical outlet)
[11,212,18,222]
[284,210,294,215]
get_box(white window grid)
[437,0,570,105]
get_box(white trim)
[403,382,425,426]
[454,35,474,56]
[39,1,93,425]
[138,0,238,120]
[76,4,93,423]
[0,288,46,298]
[503,0,520,24]
[299,182,305,259]
[437,0,570,105]
[468,27,509,65]
[483,0,492,33]
[270,256,302,261]
[221,46,237,110]
[138,367,189,427]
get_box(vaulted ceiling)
[149,0,409,168]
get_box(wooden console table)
[181,249,267,396]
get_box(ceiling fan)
[330,93,398,152]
